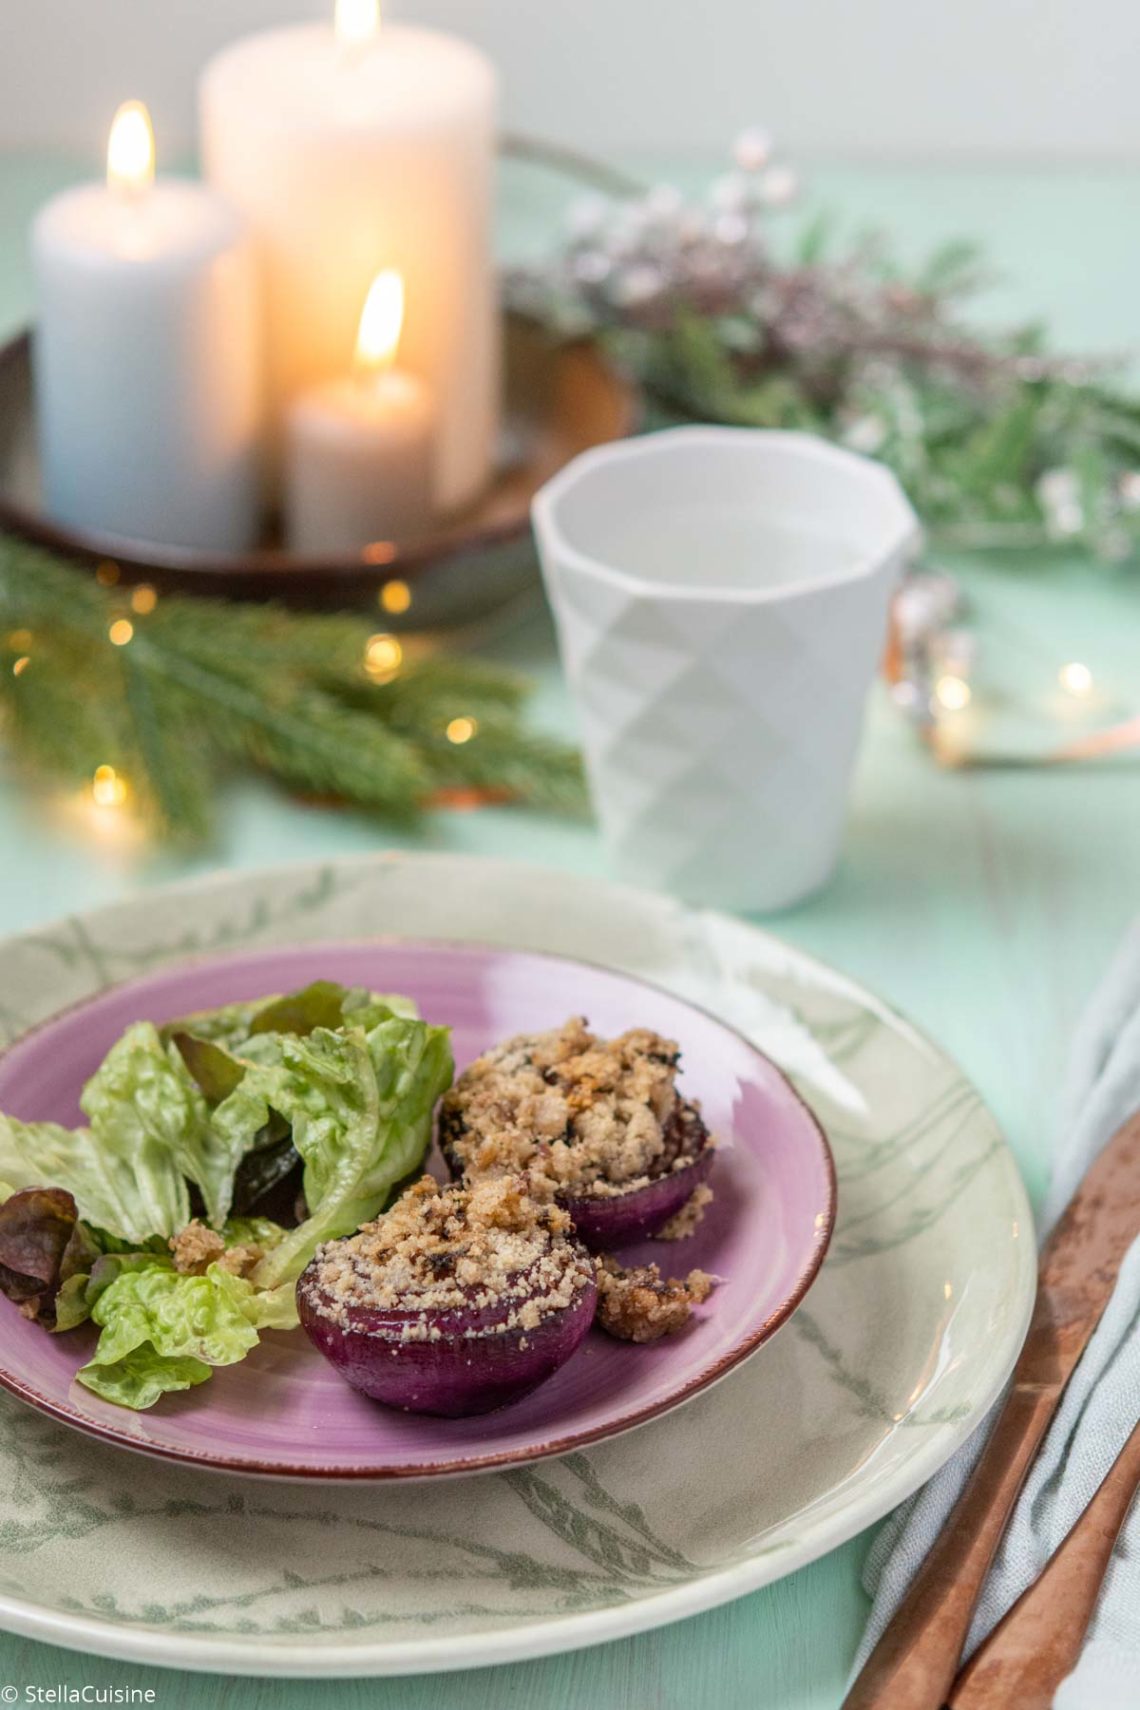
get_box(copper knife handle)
[843,1110,1140,1710]
[948,1416,1140,1710]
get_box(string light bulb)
[363,632,402,681]
[934,674,972,713]
[379,580,412,614]
[446,716,478,745]
[108,619,134,647]
[1059,661,1093,697]
[91,764,128,809]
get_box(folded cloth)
[852,921,1140,1710]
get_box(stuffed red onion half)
[296,1175,596,1416]
[437,1019,715,1250]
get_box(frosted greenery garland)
[504,131,1140,563]
[0,537,586,843]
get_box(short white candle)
[32,101,263,552]
[284,269,434,554]
[200,4,499,514]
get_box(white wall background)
[3,0,1139,163]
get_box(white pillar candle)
[32,101,263,552]
[200,5,499,515]
[284,269,434,553]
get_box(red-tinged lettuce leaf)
[170,1031,247,1104]
[247,981,351,1038]
[0,1188,99,1327]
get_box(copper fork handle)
[948,1416,1140,1710]
[842,1383,1057,1710]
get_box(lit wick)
[354,269,405,384]
[334,0,381,51]
[106,100,155,198]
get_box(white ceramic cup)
[532,426,920,912]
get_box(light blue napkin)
[853,921,1140,1709]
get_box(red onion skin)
[297,1258,597,1417]
[562,1146,715,1249]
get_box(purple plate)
[0,941,835,1481]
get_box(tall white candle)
[200,6,499,515]
[32,102,263,552]
[284,269,435,554]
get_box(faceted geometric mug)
[532,427,919,912]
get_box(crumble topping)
[439,1017,711,1200]
[654,1183,714,1242]
[306,1175,593,1342]
[169,1220,263,1279]
[595,1255,714,1342]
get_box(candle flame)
[355,270,404,374]
[335,0,381,46]
[107,100,155,195]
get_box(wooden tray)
[0,315,638,624]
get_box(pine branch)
[0,537,588,843]
[508,161,1140,564]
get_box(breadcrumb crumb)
[169,1220,263,1279]
[594,1255,714,1342]
[654,1183,714,1242]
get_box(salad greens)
[0,980,453,1410]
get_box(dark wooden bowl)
[0,315,638,623]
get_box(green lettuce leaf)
[56,1251,175,1333]
[82,1024,225,1228]
[221,1215,287,1251]
[0,1111,185,1248]
[160,1001,263,1052]
[76,1258,293,1408]
[165,984,417,1058]
[250,1017,453,1289]
[55,1217,290,1338]
[54,1272,96,1333]
[1,982,449,1406]
[79,1348,215,1410]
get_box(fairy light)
[108,619,134,647]
[91,764,128,808]
[130,583,158,615]
[96,560,120,587]
[1059,661,1093,697]
[934,674,971,713]
[363,542,397,567]
[379,579,412,614]
[12,656,29,678]
[445,716,478,745]
[6,628,33,652]
[364,632,402,681]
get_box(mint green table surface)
[1,151,1138,1709]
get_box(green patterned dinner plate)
[0,854,1034,1677]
